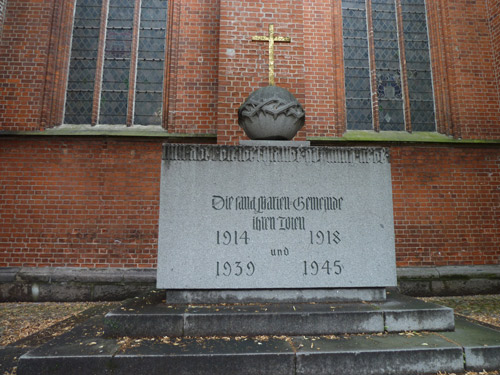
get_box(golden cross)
[252,24,291,86]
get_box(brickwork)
[488,0,500,103]
[165,0,220,134]
[426,1,454,135]
[0,1,499,271]
[302,0,342,138]
[0,0,53,131]
[426,0,500,140]
[0,138,162,268]
[448,0,500,139]
[1,0,499,139]
[392,146,500,267]
[216,0,306,144]
[0,139,498,268]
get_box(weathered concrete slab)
[105,291,185,337]
[376,293,455,332]
[114,338,295,375]
[19,315,295,375]
[158,145,396,290]
[440,317,500,371]
[104,291,455,337]
[166,288,386,304]
[294,334,464,375]
[20,314,500,375]
[183,303,384,336]
[18,316,121,375]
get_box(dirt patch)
[0,302,114,347]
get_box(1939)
[216,261,255,277]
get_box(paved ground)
[0,295,499,375]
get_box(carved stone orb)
[238,86,305,140]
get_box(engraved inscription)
[164,145,390,164]
[157,144,397,289]
[212,195,343,213]
[216,261,256,277]
[216,231,250,245]
[309,230,341,245]
[303,260,343,276]
[213,195,347,280]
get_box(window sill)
[308,131,500,145]
[0,124,217,139]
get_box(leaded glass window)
[343,0,372,130]
[0,0,8,37]
[342,0,436,132]
[64,0,168,125]
[401,0,435,131]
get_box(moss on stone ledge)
[308,131,500,144]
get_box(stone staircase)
[17,290,500,375]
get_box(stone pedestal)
[157,144,396,297]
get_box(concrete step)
[103,291,455,337]
[17,316,500,375]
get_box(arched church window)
[64,0,168,125]
[342,0,435,132]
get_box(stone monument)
[157,144,397,301]
[157,24,397,303]
[238,24,305,140]
[17,24,500,375]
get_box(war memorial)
[0,0,499,373]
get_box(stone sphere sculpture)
[238,86,305,140]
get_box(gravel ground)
[0,295,499,375]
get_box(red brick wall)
[0,0,53,131]
[1,0,499,140]
[426,0,500,139]
[392,146,500,267]
[216,0,306,144]
[488,0,500,103]
[192,0,500,142]
[0,138,162,268]
[165,0,220,134]
[1,139,498,268]
[303,0,345,138]
[0,1,499,270]
[449,0,500,139]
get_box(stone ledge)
[0,267,156,302]
[308,130,500,144]
[0,265,498,301]
[398,265,500,279]
[11,267,157,284]
[398,265,500,297]
[0,124,217,139]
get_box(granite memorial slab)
[157,144,397,290]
